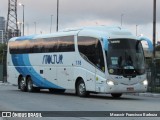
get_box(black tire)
[27,77,35,92]
[111,93,122,98]
[19,77,27,92]
[76,80,89,97]
[49,88,65,93]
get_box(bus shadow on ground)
[38,90,142,101]
[10,88,142,101]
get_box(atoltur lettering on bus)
[42,54,63,64]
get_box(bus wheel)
[27,77,35,92]
[111,93,122,98]
[19,77,27,92]
[76,80,89,97]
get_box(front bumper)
[96,83,147,93]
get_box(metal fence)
[147,59,160,93]
[0,64,3,81]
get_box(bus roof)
[9,25,137,42]
[76,25,135,39]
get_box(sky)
[0,0,160,42]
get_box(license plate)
[127,87,134,92]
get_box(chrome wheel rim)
[20,79,25,89]
[79,83,85,95]
[28,80,32,90]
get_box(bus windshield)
[107,39,145,77]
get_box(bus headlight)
[107,80,114,86]
[142,80,148,86]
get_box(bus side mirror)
[103,37,108,51]
[139,36,153,52]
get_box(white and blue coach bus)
[7,26,153,98]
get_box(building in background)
[0,17,5,43]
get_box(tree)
[0,43,7,64]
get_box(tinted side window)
[9,36,75,54]
[42,38,59,53]
[78,36,105,71]
[56,36,75,52]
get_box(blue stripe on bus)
[16,35,36,41]
[12,35,64,89]
[11,53,63,89]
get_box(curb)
[128,92,160,98]
[0,82,11,86]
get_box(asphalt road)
[0,84,160,120]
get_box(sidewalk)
[0,81,11,86]
[128,92,160,98]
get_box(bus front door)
[95,68,106,92]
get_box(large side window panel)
[78,36,105,71]
[9,36,75,54]
[78,36,96,64]
[56,36,75,52]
